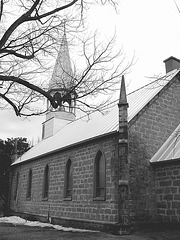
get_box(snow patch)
[0,216,97,232]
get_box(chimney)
[163,56,180,73]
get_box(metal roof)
[127,69,179,120]
[13,69,179,165]
[150,124,180,163]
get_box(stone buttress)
[117,75,130,234]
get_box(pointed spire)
[118,75,128,106]
[118,75,129,130]
[49,22,73,90]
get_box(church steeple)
[42,26,76,139]
[49,29,73,90]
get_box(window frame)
[93,150,106,201]
[64,158,73,200]
[42,164,49,200]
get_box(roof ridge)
[128,69,179,96]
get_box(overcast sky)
[1,0,180,141]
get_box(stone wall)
[9,136,120,230]
[153,161,180,222]
[129,77,180,223]
[130,78,180,157]
[128,132,155,223]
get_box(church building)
[9,30,180,234]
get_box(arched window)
[42,165,49,199]
[64,159,73,199]
[26,169,32,199]
[14,172,19,200]
[93,151,106,200]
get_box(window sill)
[63,196,72,201]
[93,196,105,201]
[42,197,48,201]
[26,197,31,201]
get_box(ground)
[0,222,180,240]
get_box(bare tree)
[0,0,131,117]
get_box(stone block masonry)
[128,77,180,223]
[153,162,180,222]
[130,78,180,158]
[9,136,121,231]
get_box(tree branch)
[0,0,3,21]
[27,0,78,22]
[0,93,19,116]
[0,49,35,59]
[0,75,57,108]
[0,0,40,49]
[0,0,78,49]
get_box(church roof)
[12,69,179,165]
[150,123,180,164]
[49,32,74,90]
